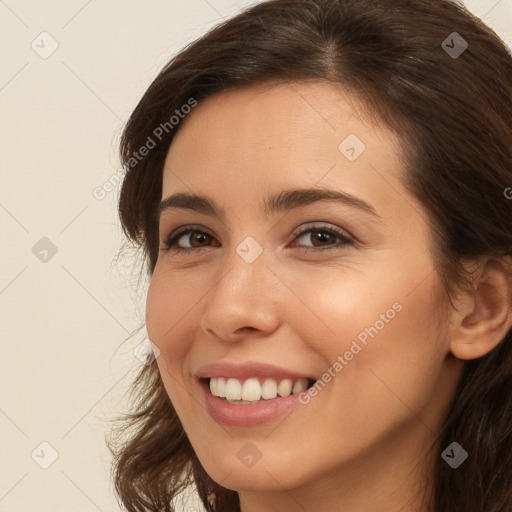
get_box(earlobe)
[449,257,512,361]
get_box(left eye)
[291,226,353,250]
[161,224,354,253]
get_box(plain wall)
[1,1,510,510]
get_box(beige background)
[1,1,510,511]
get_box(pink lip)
[198,378,309,427]
[194,360,315,381]
[194,361,316,427]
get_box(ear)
[449,257,512,360]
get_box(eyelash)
[161,223,355,254]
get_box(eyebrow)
[158,188,381,221]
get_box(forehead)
[166,82,402,172]
[166,81,396,163]
[161,81,412,219]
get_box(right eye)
[161,226,218,253]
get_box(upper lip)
[194,361,316,382]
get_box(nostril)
[235,326,257,334]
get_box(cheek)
[344,289,445,434]
[145,272,200,417]
[296,258,444,362]
[281,265,408,356]
[294,265,447,419]
[145,271,197,362]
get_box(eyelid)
[289,221,353,242]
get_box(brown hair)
[107,0,512,510]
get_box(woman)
[108,0,512,510]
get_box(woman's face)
[145,82,464,502]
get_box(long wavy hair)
[106,0,512,510]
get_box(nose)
[199,244,281,342]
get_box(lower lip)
[199,379,308,427]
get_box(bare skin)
[145,81,512,512]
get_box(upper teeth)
[209,377,309,401]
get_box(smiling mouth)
[202,376,316,404]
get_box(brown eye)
[307,229,338,246]
[186,231,213,247]
[291,224,353,251]
[162,227,217,252]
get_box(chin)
[210,470,298,492]
[197,453,310,492]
